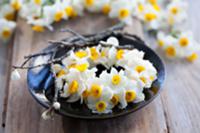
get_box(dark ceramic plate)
[27,34,165,119]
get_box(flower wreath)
[0,0,199,61]
[49,36,157,114]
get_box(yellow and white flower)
[176,32,200,58]
[137,3,163,30]
[86,77,114,114]
[0,18,16,41]
[128,58,157,88]
[125,79,144,103]
[165,0,188,26]
[83,0,111,13]
[0,4,15,21]
[69,0,85,16]
[19,2,42,19]
[60,69,87,102]
[117,49,145,67]
[157,31,200,60]
[43,0,64,22]
[109,0,133,24]
[10,0,23,11]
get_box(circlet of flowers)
[49,36,157,114]
[0,0,199,61]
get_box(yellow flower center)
[119,8,130,19]
[140,77,147,84]
[90,47,99,61]
[179,37,189,47]
[75,51,88,58]
[82,89,90,99]
[85,0,94,7]
[54,11,63,22]
[116,49,124,60]
[170,7,179,15]
[32,25,45,32]
[96,101,107,112]
[138,4,144,12]
[68,63,77,69]
[65,6,77,18]
[145,13,157,22]
[153,4,160,11]
[11,0,21,11]
[187,53,198,62]
[112,75,121,85]
[135,66,146,73]
[102,4,111,15]
[75,63,89,72]
[34,0,41,5]
[5,13,15,21]
[111,95,119,105]
[157,40,164,47]
[56,69,66,77]
[125,90,136,102]
[2,28,11,39]
[90,84,102,98]
[150,76,155,81]
[101,50,106,57]
[165,46,176,57]
[148,0,157,5]
[68,80,79,94]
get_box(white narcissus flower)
[10,0,23,11]
[100,68,129,109]
[70,0,85,16]
[0,18,16,41]
[28,17,54,32]
[30,0,47,6]
[117,49,145,67]
[156,31,200,61]
[43,0,64,23]
[109,0,133,25]
[83,0,111,13]
[60,69,87,102]
[127,57,157,88]
[165,0,188,27]
[176,31,200,58]
[86,77,114,114]
[125,79,144,103]
[0,4,15,21]
[137,3,164,30]
[19,2,42,19]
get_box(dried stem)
[13,22,127,70]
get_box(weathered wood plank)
[4,14,167,133]
[0,37,14,133]
[159,1,200,133]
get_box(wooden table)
[1,2,200,133]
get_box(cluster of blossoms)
[0,0,199,61]
[51,37,157,114]
[0,1,16,41]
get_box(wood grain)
[0,38,14,133]
[3,15,167,133]
[1,1,200,132]
[159,0,200,132]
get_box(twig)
[61,28,87,42]
[12,22,126,70]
